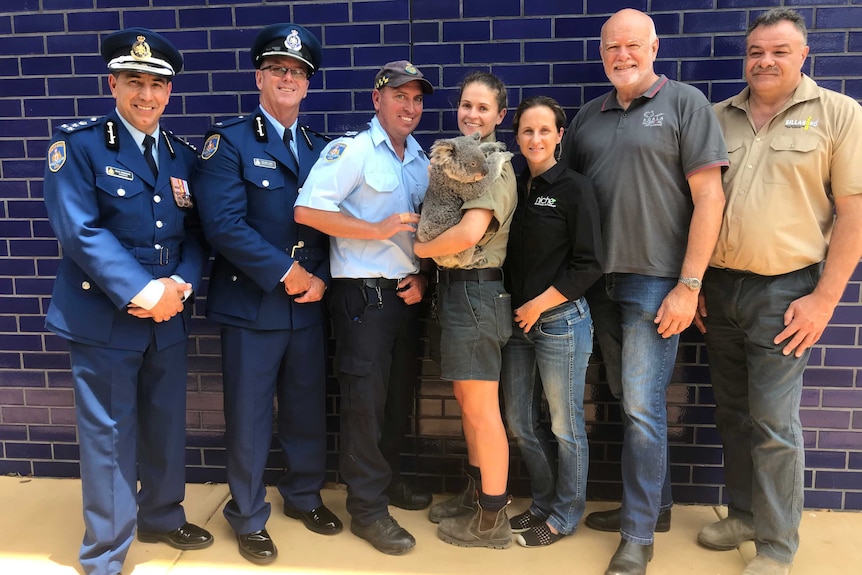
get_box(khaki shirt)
[711,75,862,276]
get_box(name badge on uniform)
[106,166,134,181]
[253,158,277,169]
[170,177,193,208]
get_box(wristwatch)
[678,276,702,291]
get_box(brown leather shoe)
[137,522,213,550]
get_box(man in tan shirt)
[695,8,862,575]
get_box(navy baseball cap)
[373,60,433,95]
[251,23,322,76]
[100,27,182,78]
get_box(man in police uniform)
[192,24,336,565]
[43,27,212,575]
[294,61,433,555]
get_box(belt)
[350,278,400,290]
[286,245,326,262]
[436,268,503,283]
[131,246,179,265]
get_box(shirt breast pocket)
[364,171,399,194]
[242,166,288,222]
[95,174,145,232]
[766,135,819,185]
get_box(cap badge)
[285,29,303,52]
[130,35,152,61]
[404,63,419,75]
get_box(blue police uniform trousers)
[70,336,187,575]
[219,322,327,535]
[327,280,419,525]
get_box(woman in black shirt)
[502,96,603,547]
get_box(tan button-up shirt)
[711,74,862,276]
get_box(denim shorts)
[437,278,512,381]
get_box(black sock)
[478,491,508,512]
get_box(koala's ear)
[469,132,481,142]
[432,139,455,155]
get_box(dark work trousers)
[327,279,420,525]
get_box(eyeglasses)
[261,65,308,80]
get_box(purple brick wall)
[1,1,861,510]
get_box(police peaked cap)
[101,27,183,78]
[251,23,322,76]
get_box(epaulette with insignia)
[342,123,371,139]
[165,129,198,153]
[212,115,248,129]
[57,117,102,134]
[301,126,332,143]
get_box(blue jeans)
[501,299,593,535]
[702,265,817,564]
[586,274,679,545]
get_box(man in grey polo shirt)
[561,9,727,575]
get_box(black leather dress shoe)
[605,539,654,575]
[283,503,343,535]
[350,515,416,555]
[586,507,671,533]
[386,479,433,510]
[137,522,213,550]
[237,529,277,564]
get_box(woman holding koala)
[501,96,604,547]
[413,71,517,549]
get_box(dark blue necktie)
[283,129,298,172]
[143,134,158,177]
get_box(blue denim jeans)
[702,265,817,564]
[501,299,593,535]
[586,274,679,545]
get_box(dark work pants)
[327,280,420,525]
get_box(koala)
[417,132,513,269]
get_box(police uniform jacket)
[194,108,330,331]
[43,112,207,352]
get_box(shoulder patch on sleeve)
[47,141,67,172]
[325,142,348,161]
[201,134,221,160]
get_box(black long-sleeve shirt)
[504,162,604,309]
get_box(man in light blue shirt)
[295,60,433,555]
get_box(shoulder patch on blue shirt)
[201,134,220,160]
[325,142,348,161]
[47,141,66,172]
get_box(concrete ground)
[0,476,858,574]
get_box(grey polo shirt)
[562,75,728,278]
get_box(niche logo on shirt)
[534,196,557,208]
[642,110,664,127]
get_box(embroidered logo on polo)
[786,117,819,130]
[642,110,664,127]
[534,196,557,208]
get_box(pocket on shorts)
[494,292,513,345]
